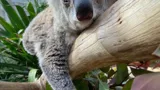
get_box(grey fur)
[23,0,109,90]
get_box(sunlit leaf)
[28,69,38,82]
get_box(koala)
[23,0,112,90]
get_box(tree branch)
[69,0,160,77]
[0,74,46,90]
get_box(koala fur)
[22,0,114,90]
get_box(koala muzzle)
[74,0,93,21]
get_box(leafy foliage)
[0,0,47,82]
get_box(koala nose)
[75,0,93,21]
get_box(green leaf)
[46,82,52,90]
[0,70,28,75]
[91,70,109,90]
[108,69,115,79]
[98,76,109,90]
[16,5,29,27]
[74,79,89,90]
[0,17,14,34]
[84,77,98,86]
[116,64,129,85]
[99,81,109,90]
[27,2,36,20]
[100,67,110,73]
[0,0,25,30]
[38,3,48,13]
[0,0,46,82]
[34,0,40,13]
[131,68,153,77]
[92,69,101,76]
[0,28,10,37]
[1,51,25,63]
[99,73,107,82]
[122,79,134,90]
[0,63,29,71]
[28,69,38,82]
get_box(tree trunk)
[1,0,160,90]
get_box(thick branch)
[0,74,46,90]
[0,82,41,90]
[69,0,160,77]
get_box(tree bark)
[69,0,160,77]
[0,74,46,90]
[1,0,160,90]
[0,82,41,90]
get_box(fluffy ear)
[22,27,36,55]
[22,7,54,55]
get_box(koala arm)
[23,7,76,90]
[39,31,76,90]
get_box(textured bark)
[0,74,46,90]
[0,82,41,90]
[1,0,160,90]
[69,0,160,77]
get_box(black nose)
[75,1,93,21]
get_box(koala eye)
[63,0,70,7]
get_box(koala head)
[47,0,108,30]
